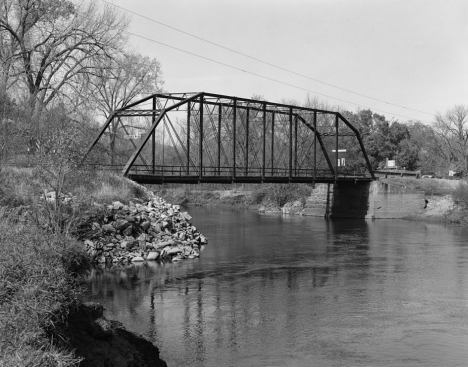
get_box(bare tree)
[0,0,128,123]
[86,52,164,165]
[434,105,468,172]
[89,52,163,118]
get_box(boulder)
[102,224,116,233]
[113,201,124,210]
[140,221,151,231]
[180,212,192,221]
[84,239,94,248]
[154,240,174,249]
[122,226,133,236]
[146,252,159,261]
[131,256,144,262]
[161,247,182,256]
[151,223,161,232]
[113,220,131,232]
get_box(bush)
[453,181,468,208]
[251,183,312,208]
[251,187,268,205]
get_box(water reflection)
[84,209,468,367]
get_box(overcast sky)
[107,0,468,124]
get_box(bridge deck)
[128,174,373,184]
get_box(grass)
[89,171,150,203]
[0,165,152,366]
[0,217,89,367]
[0,166,152,236]
[0,166,151,208]
[382,177,461,196]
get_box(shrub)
[453,181,468,208]
[251,187,268,205]
[251,183,312,207]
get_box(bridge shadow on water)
[327,181,371,219]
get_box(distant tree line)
[343,106,468,177]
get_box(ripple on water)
[84,209,468,367]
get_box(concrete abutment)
[303,181,425,219]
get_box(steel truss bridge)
[84,92,375,184]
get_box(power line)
[124,30,432,123]
[101,0,434,117]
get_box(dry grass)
[0,218,88,367]
[382,177,460,196]
[0,166,151,366]
[0,166,151,209]
[90,171,151,204]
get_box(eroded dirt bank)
[67,303,167,367]
[152,180,468,225]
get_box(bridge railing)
[127,164,370,179]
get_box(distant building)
[332,149,346,167]
[386,159,397,169]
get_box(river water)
[84,207,468,367]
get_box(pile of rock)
[83,197,207,264]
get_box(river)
[84,207,468,367]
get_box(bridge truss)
[84,92,375,184]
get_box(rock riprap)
[83,197,207,264]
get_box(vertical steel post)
[218,104,222,175]
[187,102,191,175]
[199,98,204,180]
[262,103,266,179]
[162,118,165,177]
[233,99,237,178]
[294,114,298,176]
[152,97,156,174]
[314,111,317,181]
[245,107,249,176]
[289,107,293,180]
[271,112,275,175]
[335,114,339,181]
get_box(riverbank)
[382,178,468,225]
[0,214,168,367]
[152,178,468,225]
[0,166,206,366]
[153,183,311,214]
